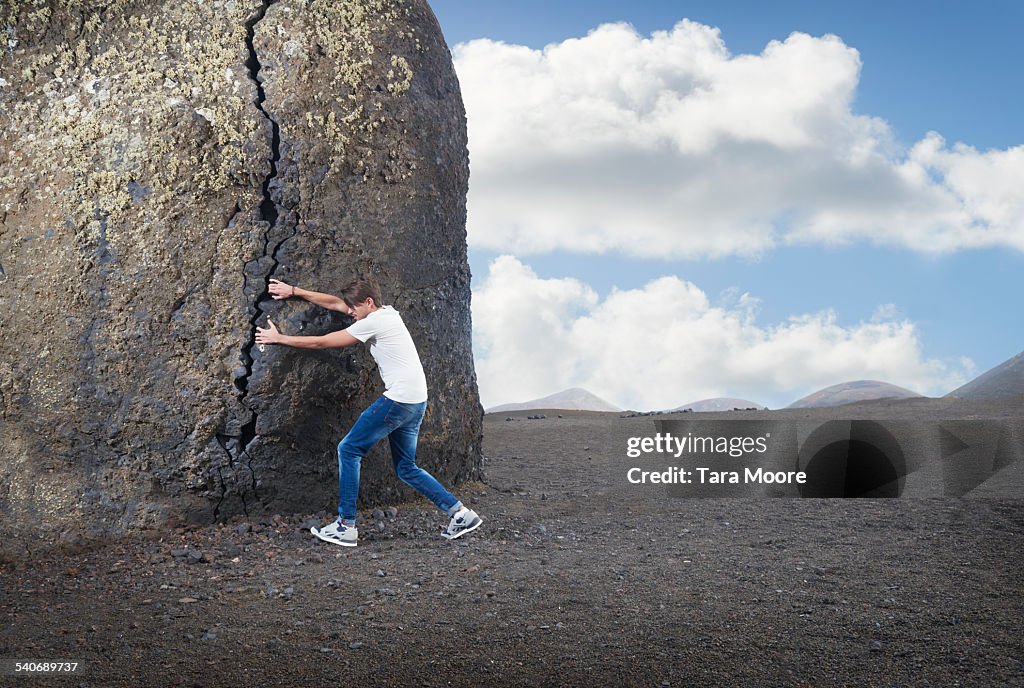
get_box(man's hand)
[255,318,284,345]
[253,318,359,350]
[268,279,295,300]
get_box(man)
[255,276,482,547]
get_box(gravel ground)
[1,404,1022,687]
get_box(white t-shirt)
[345,306,428,403]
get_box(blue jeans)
[337,396,461,525]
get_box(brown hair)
[340,277,383,308]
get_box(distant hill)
[487,387,621,413]
[667,397,767,413]
[947,350,1024,399]
[787,380,922,409]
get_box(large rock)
[0,0,482,558]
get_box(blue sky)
[430,0,1023,410]
[433,0,1022,149]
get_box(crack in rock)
[216,0,286,515]
[236,0,281,401]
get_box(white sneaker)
[311,518,358,547]
[441,508,482,540]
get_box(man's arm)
[255,318,360,349]
[268,278,350,313]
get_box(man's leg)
[337,396,398,525]
[390,411,481,540]
[387,402,462,515]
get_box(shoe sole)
[310,526,357,547]
[442,516,483,540]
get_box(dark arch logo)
[798,421,907,498]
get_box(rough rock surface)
[0,0,482,558]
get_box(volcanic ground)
[1,397,1021,687]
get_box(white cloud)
[454,21,1024,258]
[472,256,971,410]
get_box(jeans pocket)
[383,401,415,429]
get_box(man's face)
[347,298,375,320]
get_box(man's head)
[340,277,383,320]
